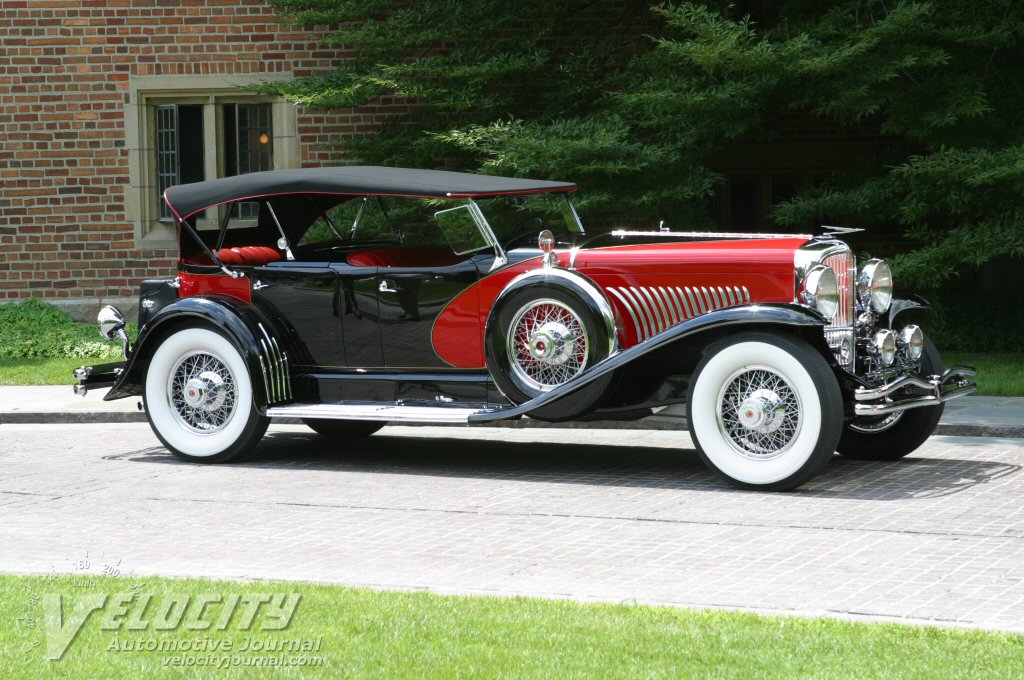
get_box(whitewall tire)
[686,332,843,491]
[144,327,269,463]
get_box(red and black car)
[74,166,976,490]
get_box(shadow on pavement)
[109,430,1021,500]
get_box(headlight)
[857,259,893,313]
[872,330,897,366]
[899,324,924,361]
[801,265,839,321]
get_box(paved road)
[3,423,1024,632]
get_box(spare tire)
[485,282,617,421]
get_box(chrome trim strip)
[257,323,292,404]
[607,287,646,342]
[700,287,714,312]
[266,402,494,423]
[635,286,665,333]
[648,287,673,329]
[627,286,659,336]
[710,287,723,309]
[606,283,754,342]
[611,230,812,239]
[663,286,686,322]
[659,287,681,326]
[685,287,705,315]
[257,353,272,403]
[676,287,695,318]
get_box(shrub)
[0,299,126,360]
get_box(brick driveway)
[2,423,1023,631]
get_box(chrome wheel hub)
[509,299,589,391]
[717,366,802,460]
[736,389,786,432]
[168,351,237,434]
[182,371,229,411]
[527,321,575,364]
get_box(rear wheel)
[686,332,843,491]
[837,334,944,461]
[303,419,384,439]
[144,327,268,463]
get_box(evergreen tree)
[262,0,1024,289]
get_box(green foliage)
[0,299,126,361]
[263,0,1024,288]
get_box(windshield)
[473,194,583,243]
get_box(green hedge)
[0,299,127,360]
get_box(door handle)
[379,279,398,293]
[253,280,269,291]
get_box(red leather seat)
[347,245,463,268]
[214,246,282,266]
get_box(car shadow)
[109,430,1021,501]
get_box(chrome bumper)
[853,366,977,416]
[72,362,125,397]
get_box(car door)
[376,259,481,368]
[250,262,346,369]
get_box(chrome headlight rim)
[899,324,924,361]
[857,258,893,314]
[872,329,897,366]
[800,265,839,322]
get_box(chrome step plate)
[265,402,499,424]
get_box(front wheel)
[836,333,944,461]
[144,327,269,463]
[686,332,844,491]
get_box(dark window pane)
[227,103,273,219]
[155,105,177,220]
[155,104,204,221]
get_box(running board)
[265,402,505,424]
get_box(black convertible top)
[163,166,577,220]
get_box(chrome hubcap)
[717,366,802,460]
[509,300,588,391]
[168,351,236,434]
[527,321,575,364]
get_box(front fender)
[104,296,286,407]
[884,292,930,328]
[470,303,828,423]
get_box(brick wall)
[0,0,390,317]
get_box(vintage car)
[74,166,976,490]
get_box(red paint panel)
[178,272,252,304]
[433,257,543,368]
[430,238,809,367]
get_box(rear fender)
[104,296,289,408]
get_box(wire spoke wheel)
[507,299,589,392]
[716,365,802,460]
[167,350,237,435]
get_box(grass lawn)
[944,353,1024,398]
[0,357,101,387]
[1,573,1022,679]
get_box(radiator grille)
[822,251,856,369]
[606,285,750,343]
